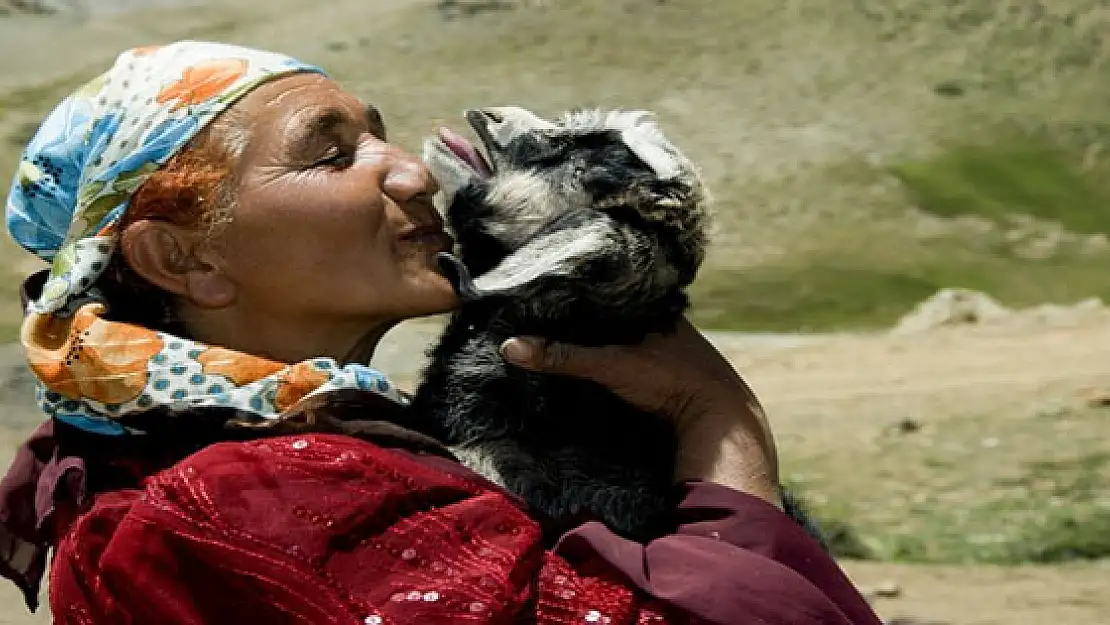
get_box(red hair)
[123,129,234,231]
[100,122,239,332]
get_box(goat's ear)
[437,221,615,302]
[617,112,688,180]
[594,176,702,224]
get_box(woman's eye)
[314,147,353,169]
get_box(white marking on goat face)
[558,109,691,180]
[479,106,557,148]
[481,171,578,247]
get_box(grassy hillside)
[2,0,1110,336]
[788,403,1110,565]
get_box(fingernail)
[500,338,537,365]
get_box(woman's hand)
[499,319,783,508]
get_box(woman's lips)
[400,226,454,252]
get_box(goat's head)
[423,106,710,303]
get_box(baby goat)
[410,106,821,545]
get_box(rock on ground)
[891,287,1106,336]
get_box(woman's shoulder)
[146,432,529,536]
[51,433,551,623]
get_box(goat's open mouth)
[436,126,493,178]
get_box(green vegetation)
[688,240,1110,332]
[890,137,1110,236]
[0,73,85,116]
[787,406,1110,564]
[689,265,941,332]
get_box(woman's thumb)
[500,337,594,377]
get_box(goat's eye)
[525,150,565,168]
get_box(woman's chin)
[402,272,462,317]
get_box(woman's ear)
[119,219,237,309]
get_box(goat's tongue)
[438,127,493,177]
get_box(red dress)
[40,432,882,625]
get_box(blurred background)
[0,0,1108,623]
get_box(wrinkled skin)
[123,73,458,364]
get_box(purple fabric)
[556,481,883,624]
[0,420,81,610]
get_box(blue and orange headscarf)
[5,41,406,436]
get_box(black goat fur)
[408,107,827,547]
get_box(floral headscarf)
[5,41,407,436]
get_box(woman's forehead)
[239,73,372,132]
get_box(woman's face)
[214,73,458,332]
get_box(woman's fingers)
[499,335,697,419]
[499,325,782,499]
[500,337,625,379]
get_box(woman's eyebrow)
[287,108,348,151]
[305,108,347,136]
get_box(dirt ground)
[730,310,1110,625]
[843,560,1110,625]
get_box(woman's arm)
[499,318,784,505]
[501,318,884,624]
[555,480,882,625]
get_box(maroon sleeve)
[553,481,883,625]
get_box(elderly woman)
[0,41,880,624]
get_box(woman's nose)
[382,150,438,202]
